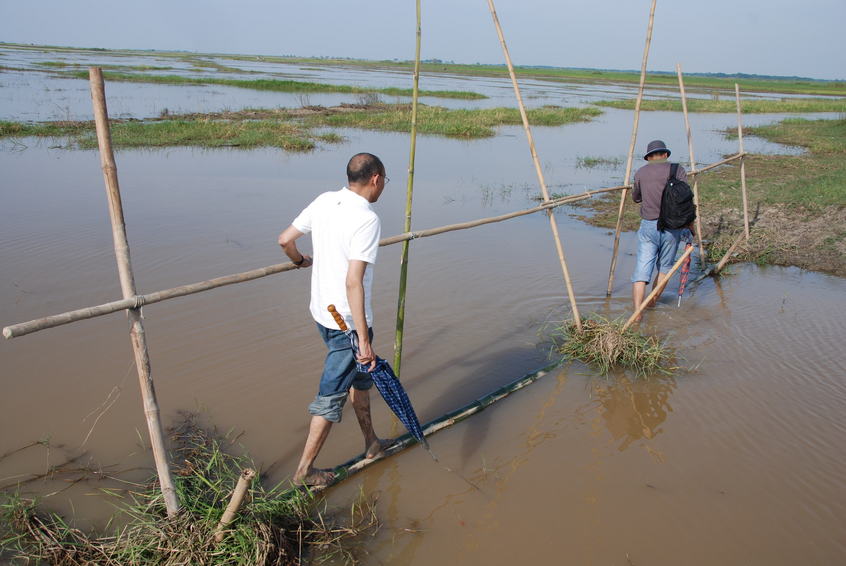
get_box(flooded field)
[1,47,845,564]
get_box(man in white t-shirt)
[278,153,389,487]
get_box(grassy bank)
[572,117,846,276]
[594,97,846,113]
[0,420,378,565]
[0,103,601,150]
[67,70,487,100]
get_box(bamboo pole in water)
[393,0,422,377]
[89,67,180,517]
[3,186,631,339]
[306,360,564,493]
[676,64,707,270]
[735,84,750,239]
[606,0,657,297]
[622,244,694,331]
[213,468,256,543]
[486,0,581,330]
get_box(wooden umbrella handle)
[327,305,348,331]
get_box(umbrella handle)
[327,304,349,332]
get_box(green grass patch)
[594,97,846,113]
[0,419,379,565]
[577,156,623,169]
[310,104,601,137]
[0,104,600,149]
[550,316,674,376]
[67,70,487,100]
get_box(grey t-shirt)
[632,161,688,220]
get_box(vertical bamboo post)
[486,0,582,330]
[393,0,422,377]
[606,0,657,297]
[675,64,707,270]
[213,468,256,542]
[735,83,750,240]
[89,67,180,517]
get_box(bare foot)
[293,468,336,487]
[365,438,389,460]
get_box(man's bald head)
[346,153,385,185]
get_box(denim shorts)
[307,323,374,423]
[631,219,687,283]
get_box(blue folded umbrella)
[328,305,429,450]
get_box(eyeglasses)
[383,175,390,185]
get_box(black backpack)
[657,163,696,231]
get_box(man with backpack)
[630,140,696,320]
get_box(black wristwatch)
[294,256,305,266]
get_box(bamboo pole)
[714,232,747,275]
[89,67,180,517]
[735,84,750,239]
[622,244,694,331]
[393,0,422,377]
[213,468,256,543]
[4,186,632,339]
[306,360,565,493]
[606,0,657,297]
[690,152,745,176]
[676,64,707,270]
[486,0,581,330]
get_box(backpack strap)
[669,162,679,181]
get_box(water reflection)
[590,374,677,451]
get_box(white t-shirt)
[292,187,381,330]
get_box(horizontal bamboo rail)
[688,152,746,176]
[3,145,750,342]
[3,186,627,339]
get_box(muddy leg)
[350,387,383,458]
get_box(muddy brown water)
[2,125,845,562]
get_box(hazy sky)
[2,0,844,80]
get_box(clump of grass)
[0,418,379,565]
[551,317,674,376]
[594,97,846,113]
[576,156,623,169]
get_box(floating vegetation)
[576,156,623,169]
[0,419,380,566]
[551,317,675,376]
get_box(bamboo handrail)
[689,152,745,175]
[735,84,750,239]
[606,0,656,297]
[3,145,742,343]
[89,67,179,517]
[622,244,695,331]
[676,64,707,270]
[487,0,581,330]
[393,0,422,377]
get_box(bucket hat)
[644,140,671,160]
